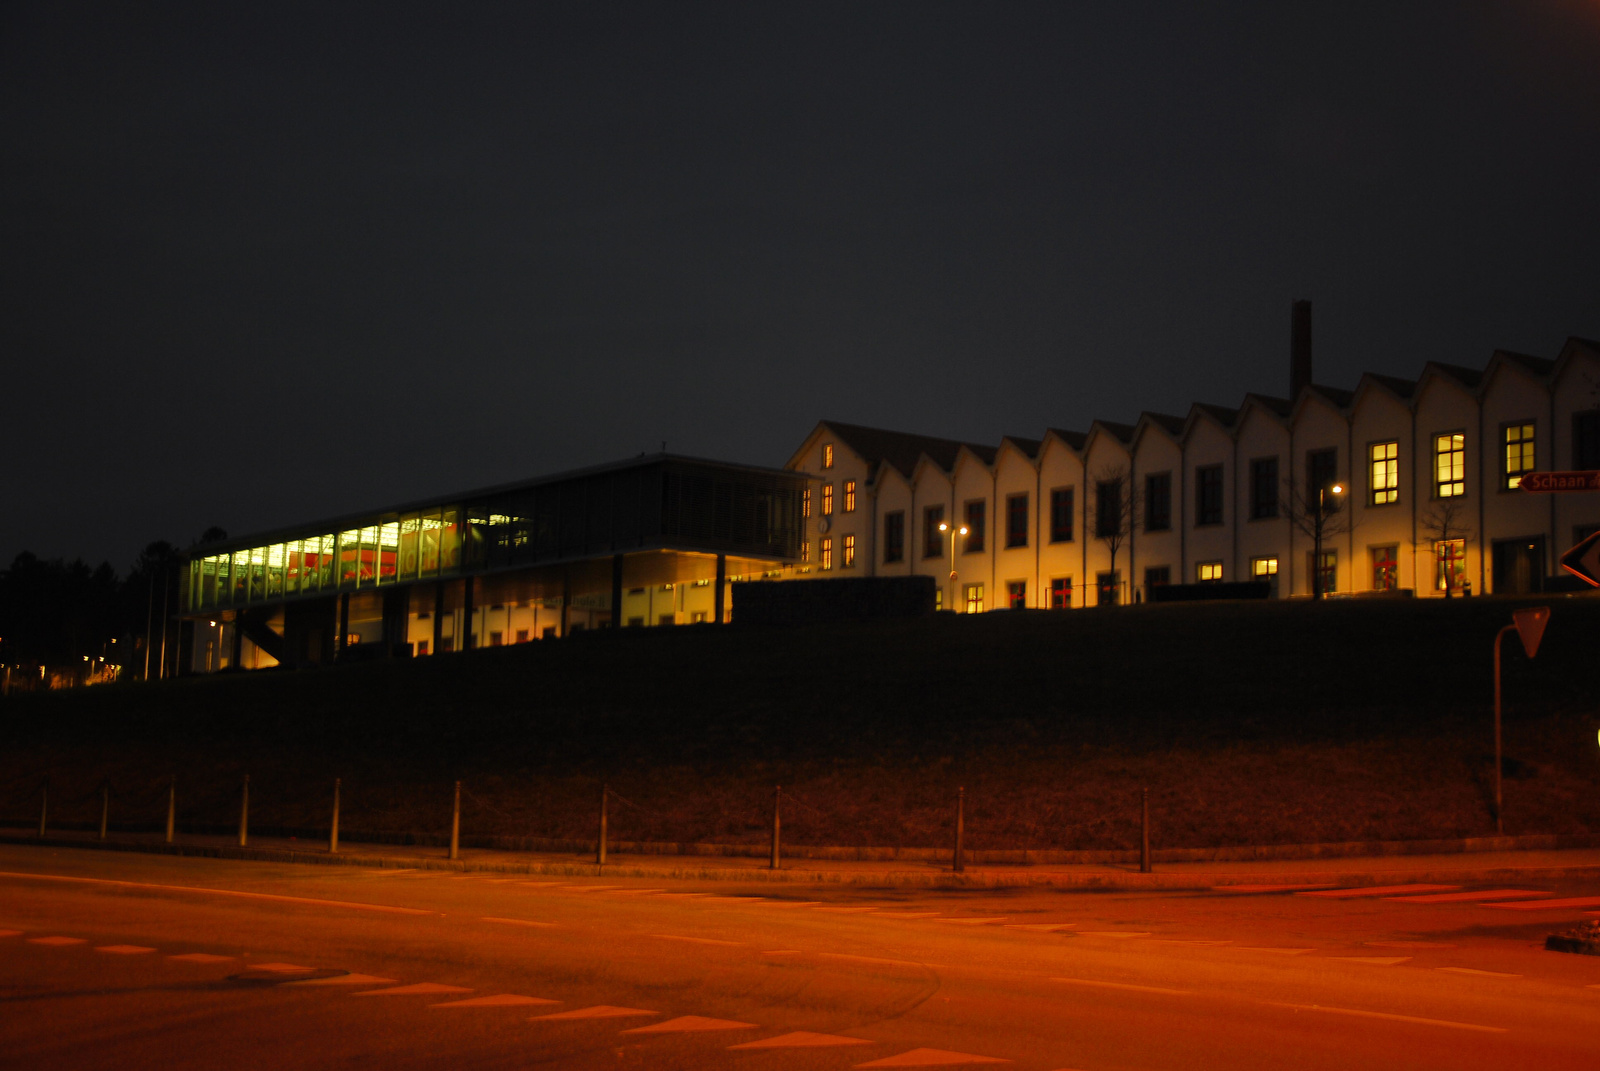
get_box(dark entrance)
[1492,536,1546,594]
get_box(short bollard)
[165,778,175,844]
[238,774,250,848]
[953,786,966,874]
[1139,787,1152,874]
[329,778,341,854]
[596,784,608,867]
[449,780,461,861]
[98,782,109,841]
[37,779,48,838]
[770,785,781,870]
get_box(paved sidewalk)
[9,829,1600,890]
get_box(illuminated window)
[1249,457,1279,520]
[1006,494,1028,548]
[883,511,905,563]
[1435,433,1465,497]
[1049,488,1074,542]
[1251,556,1278,578]
[1007,581,1026,609]
[802,487,812,518]
[692,611,707,623]
[934,588,943,611]
[823,484,834,516]
[964,500,986,553]
[1370,441,1399,505]
[1371,545,1399,591]
[963,583,984,614]
[843,534,856,568]
[1049,577,1073,608]
[1313,549,1337,594]
[923,506,945,558]
[844,480,856,512]
[1144,474,1171,532]
[1435,538,1466,593]
[1197,561,1223,582]
[1504,423,1535,490]
[820,536,833,570]
[800,541,810,563]
[822,443,834,469]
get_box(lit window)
[1197,561,1223,582]
[800,541,810,563]
[1435,539,1466,593]
[1049,577,1073,608]
[802,487,812,518]
[822,443,834,469]
[1370,441,1399,505]
[963,583,984,613]
[843,534,856,568]
[1435,433,1465,498]
[1251,557,1278,577]
[844,480,856,512]
[820,537,833,570]
[934,589,943,611]
[1504,423,1535,490]
[1314,549,1337,594]
[823,484,834,516]
[1371,546,1398,591]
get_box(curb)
[7,833,1600,891]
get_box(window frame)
[820,536,833,571]
[1249,457,1280,520]
[882,510,905,564]
[821,443,834,469]
[1195,464,1224,527]
[1502,420,1536,491]
[842,533,856,568]
[843,479,857,512]
[923,505,945,559]
[1144,472,1172,532]
[1005,493,1029,548]
[1049,576,1073,609]
[1196,560,1223,583]
[1369,440,1399,506]
[1434,431,1466,499]
[1049,487,1075,543]
[963,499,987,554]
[822,483,834,516]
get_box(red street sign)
[1511,607,1550,658]
[1519,471,1600,493]
[1559,530,1600,588]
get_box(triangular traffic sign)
[1511,606,1550,659]
[1559,530,1600,587]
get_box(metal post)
[329,778,341,854]
[770,785,781,870]
[1140,787,1151,873]
[597,784,608,866]
[238,774,249,847]
[1494,624,1512,835]
[99,782,109,841]
[165,778,175,843]
[953,786,965,874]
[449,780,461,860]
[37,779,47,838]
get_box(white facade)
[787,337,1600,605]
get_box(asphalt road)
[4,846,1600,1070]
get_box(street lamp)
[936,520,969,612]
[1313,482,1344,598]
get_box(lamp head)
[1331,483,1344,495]
[938,521,949,532]
[958,526,969,536]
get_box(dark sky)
[5,2,1599,570]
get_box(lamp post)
[936,520,969,612]
[1312,482,1344,598]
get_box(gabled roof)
[815,420,990,478]
[1426,363,1484,391]
[1495,350,1555,378]
[1364,373,1416,400]
[1142,412,1186,437]
[1191,402,1239,429]
[1091,419,1136,446]
[1001,435,1042,460]
[1045,427,1087,452]
[1305,384,1354,409]
[1240,393,1293,421]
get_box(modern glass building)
[181,454,806,672]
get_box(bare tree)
[1281,483,1355,598]
[1420,498,1474,597]
[1092,464,1140,605]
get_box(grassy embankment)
[4,595,1599,853]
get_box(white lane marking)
[355,982,472,996]
[1052,977,1190,996]
[856,1046,1010,1066]
[1329,956,1411,966]
[168,953,235,964]
[622,1015,759,1034]
[1298,884,1459,899]
[284,973,397,986]
[1266,1001,1506,1033]
[645,934,741,946]
[1437,967,1522,978]
[481,916,557,928]
[95,945,156,954]
[431,993,560,1006]
[730,1031,875,1049]
[1079,931,1150,939]
[28,936,87,946]
[0,870,434,915]
[531,1005,657,1020]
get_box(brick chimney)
[1290,299,1312,399]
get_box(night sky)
[4,2,1598,570]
